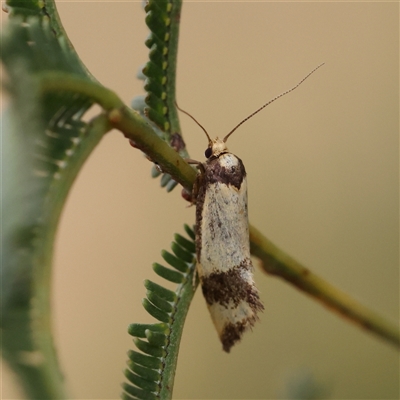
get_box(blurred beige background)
[2,1,398,399]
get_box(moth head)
[174,103,222,159]
[205,138,228,159]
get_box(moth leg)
[192,162,206,203]
[184,158,201,165]
[192,265,200,289]
[181,160,205,205]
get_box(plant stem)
[38,72,124,109]
[109,105,197,191]
[37,72,197,191]
[250,225,400,349]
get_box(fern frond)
[3,0,42,17]
[5,0,96,79]
[132,0,190,193]
[123,225,197,400]
[1,4,112,398]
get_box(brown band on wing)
[205,156,246,190]
[221,321,247,352]
[201,260,264,312]
[220,317,259,353]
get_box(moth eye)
[205,147,212,158]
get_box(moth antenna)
[175,101,212,143]
[223,62,325,142]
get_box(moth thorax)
[208,138,228,158]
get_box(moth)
[179,64,324,352]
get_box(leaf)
[132,0,191,193]
[1,4,112,398]
[124,225,197,400]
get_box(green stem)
[250,225,400,349]
[38,72,124,110]
[37,72,196,191]
[110,105,197,191]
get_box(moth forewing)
[195,150,263,352]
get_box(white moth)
[194,137,261,352]
[179,64,324,352]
